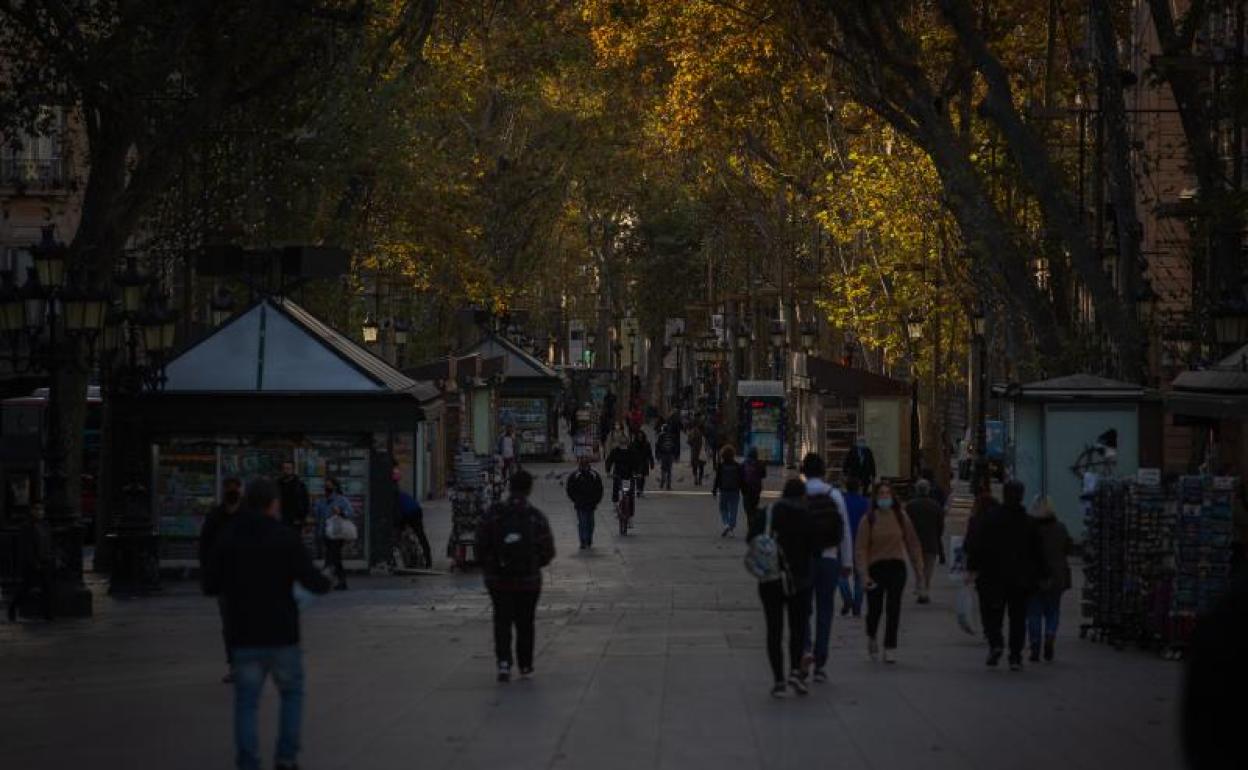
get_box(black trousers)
[758,581,812,682]
[979,583,1030,659]
[325,540,347,586]
[489,588,541,669]
[865,559,907,649]
[404,518,433,568]
[217,597,232,664]
[7,567,53,620]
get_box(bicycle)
[396,521,431,570]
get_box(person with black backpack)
[749,478,819,698]
[741,447,768,533]
[800,453,853,683]
[476,471,556,683]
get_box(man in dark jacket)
[905,479,945,604]
[6,504,53,622]
[566,455,605,549]
[605,439,639,503]
[199,477,243,680]
[204,478,332,770]
[656,425,679,490]
[477,471,556,682]
[965,479,1045,670]
[277,461,310,531]
[841,435,876,490]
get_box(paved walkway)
[1,462,1184,769]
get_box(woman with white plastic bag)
[320,478,356,591]
[748,479,818,698]
[947,534,978,635]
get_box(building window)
[1,107,67,190]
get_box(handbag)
[744,504,794,595]
[326,515,358,542]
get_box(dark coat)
[842,446,876,484]
[965,502,1046,592]
[905,496,945,556]
[768,497,819,588]
[203,510,331,647]
[632,435,655,475]
[476,498,556,592]
[1032,516,1073,593]
[713,460,742,493]
[198,502,237,572]
[278,474,310,528]
[566,468,605,509]
[605,444,640,478]
[17,518,53,572]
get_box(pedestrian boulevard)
[0,463,1183,770]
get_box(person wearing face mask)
[200,477,244,682]
[855,482,924,664]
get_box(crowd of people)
[93,395,1225,769]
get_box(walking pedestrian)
[856,481,924,664]
[203,477,332,770]
[498,425,519,481]
[477,471,556,682]
[6,503,53,623]
[800,453,853,681]
[965,479,1045,671]
[397,489,433,569]
[656,424,679,490]
[1026,496,1072,663]
[741,447,768,533]
[712,445,743,537]
[906,479,945,604]
[317,478,353,590]
[687,422,706,485]
[632,429,655,497]
[753,478,819,697]
[200,477,243,681]
[920,467,948,509]
[277,461,310,532]
[566,455,605,549]
[841,435,877,490]
[837,478,869,617]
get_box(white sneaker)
[868,637,880,661]
[883,649,896,664]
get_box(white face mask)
[877,497,894,509]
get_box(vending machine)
[737,380,786,464]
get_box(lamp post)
[104,264,178,596]
[905,312,924,481]
[361,314,379,345]
[971,305,988,487]
[0,228,108,617]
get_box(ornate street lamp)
[210,286,235,327]
[769,318,786,349]
[1211,295,1248,349]
[0,270,23,333]
[971,307,987,339]
[31,227,66,290]
[115,256,149,315]
[906,312,924,342]
[361,313,380,344]
[800,320,817,352]
[737,322,750,350]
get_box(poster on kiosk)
[738,380,786,465]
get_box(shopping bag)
[955,585,978,636]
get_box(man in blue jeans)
[837,477,870,616]
[800,453,854,683]
[205,477,332,770]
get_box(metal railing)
[0,156,68,191]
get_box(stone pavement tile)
[546,656,667,770]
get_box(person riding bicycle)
[605,437,640,504]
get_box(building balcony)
[0,156,71,195]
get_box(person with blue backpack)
[747,478,819,697]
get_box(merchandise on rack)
[1082,474,1237,657]
[446,447,502,569]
